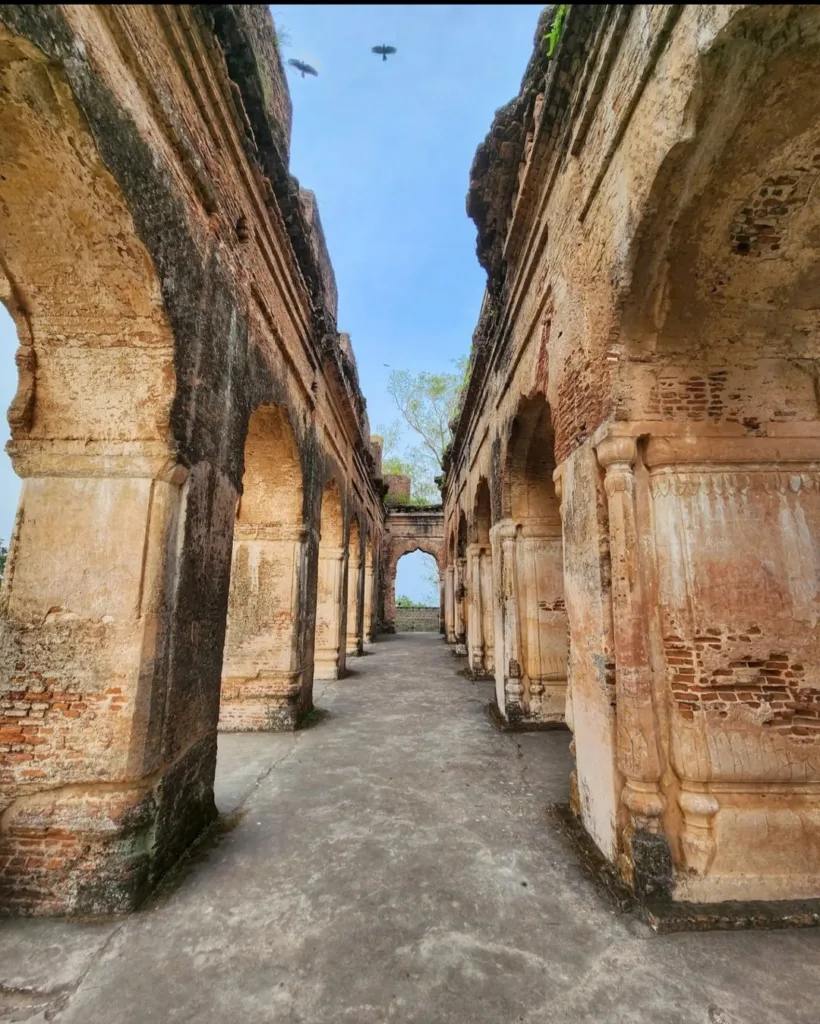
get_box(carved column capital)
[595,434,638,473]
[489,518,519,544]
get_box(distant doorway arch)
[381,507,445,634]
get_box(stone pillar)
[595,434,668,895]
[466,543,485,675]
[346,546,362,657]
[0,440,230,915]
[220,524,308,731]
[363,561,375,643]
[478,547,495,675]
[314,546,347,680]
[554,469,578,811]
[455,555,467,654]
[491,519,524,720]
[444,565,456,643]
[382,558,397,634]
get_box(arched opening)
[220,405,306,731]
[345,516,363,656]
[466,479,494,677]
[605,6,820,900]
[394,550,441,632]
[314,479,346,680]
[495,395,567,725]
[0,31,214,915]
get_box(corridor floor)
[2,633,819,1023]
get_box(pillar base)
[0,736,216,918]
[314,664,341,681]
[548,804,820,933]
[488,699,569,733]
[219,672,308,732]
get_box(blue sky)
[0,4,542,602]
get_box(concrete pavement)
[1,633,819,1023]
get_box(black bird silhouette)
[288,58,318,78]
[371,44,397,62]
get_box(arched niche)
[221,404,307,731]
[505,397,560,528]
[493,394,567,725]
[474,478,492,546]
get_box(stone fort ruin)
[2,2,820,926]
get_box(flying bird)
[371,44,397,62]
[288,58,318,78]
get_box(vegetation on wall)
[544,4,569,58]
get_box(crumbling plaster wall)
[445,4,820,906]
[0,4,383,915]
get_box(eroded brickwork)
[445,4,820,911]
[0,5,384,915]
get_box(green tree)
[380,356,468,504]
[397,594,423,608]
[0,538,7,585]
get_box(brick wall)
[395,607,440,633]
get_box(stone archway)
[493,395,567,727]
[0,31,224,916]
[220,404,307,731]
[381,508,445,634]
[0,7,387,919]
[591,4,820,903]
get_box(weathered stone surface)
[0,4,383,915]
[2,636,819,1023]
[446,3,820,910]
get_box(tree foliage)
[0,538,7,584]
[379,357,468,504]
